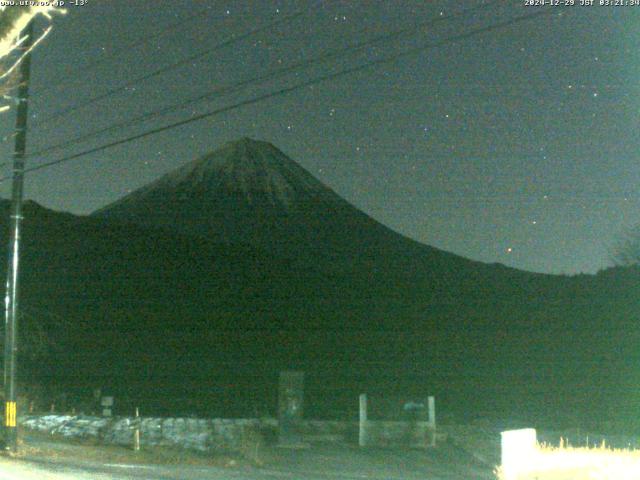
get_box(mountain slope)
[93,138,479,269]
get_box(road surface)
[0,441,495,479]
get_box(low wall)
[20,415,434,453]
[21,415,276,453]
[364,420,434,447]
[297,419,434,446]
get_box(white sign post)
[359,393,368,447]
[427,396,436,447]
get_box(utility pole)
[3,20,35,454]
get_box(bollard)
[133,407,140,452]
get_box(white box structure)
[501,428,538,478]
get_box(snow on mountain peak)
[152,137,324,208]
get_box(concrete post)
[427,396,436,447]
[359,393,367,447]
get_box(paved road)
[0,442,495,480]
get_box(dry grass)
[495,438,640,480]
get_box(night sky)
[0,0,637,275]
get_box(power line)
[31,6,312,129]
[0,8,558,183]
[8,7,556,179]
[26,0,501,161]
[38,5,215,94]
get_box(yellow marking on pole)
[5,401,16,427]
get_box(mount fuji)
[93,137,473,268]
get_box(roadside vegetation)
[495,438,640,480]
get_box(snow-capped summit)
[93,137,457,263]
[146,137,328,208]
[93,138,355,249]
